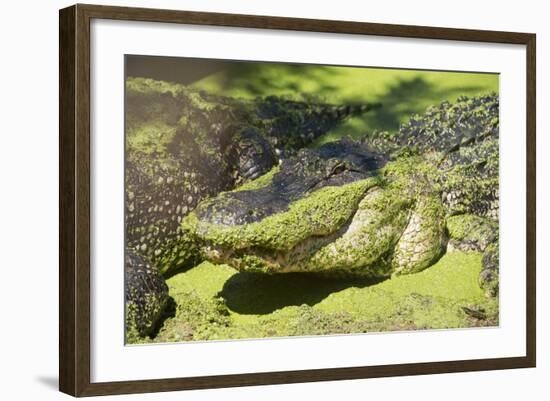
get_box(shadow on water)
[365,76,484,132]
[218,272,386,315]
[218,63,341,98]
[367,76,436,131]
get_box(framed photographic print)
[59,4,536,397]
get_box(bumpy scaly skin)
[446,214,498,252]
[125,77,374,276]
[185,95,499,287]
[125,249,169,339]
[480,241,499,297]
[369,94,499,219]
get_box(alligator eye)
[233,127,277,181]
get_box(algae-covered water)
[147,251,497,343]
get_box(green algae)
[126,120,178,155]
[151,252,498,343]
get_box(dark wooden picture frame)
[59,3,536,397]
